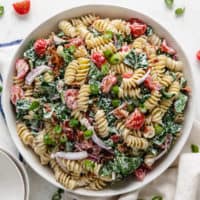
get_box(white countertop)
[0,0,200,199]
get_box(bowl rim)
[2,4,195,197]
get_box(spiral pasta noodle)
[70,14,98,27]
[58,20,78,37]
[94,110,109,138]
[16,122,34,146]
[77,84,90,112]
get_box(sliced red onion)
[25,65,51,85]
[53,35,66,45]
[51,151,88,160]
[80,118,112,151]
[92,132,112,150]
[136,69,151,85]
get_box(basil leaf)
[174,93,188,113]
[164,0,173,8]
[0,5,4,17]
[123,50,148,69]
[175,8,185,16]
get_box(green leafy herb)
[175,8,185,16]
[51,188,64,200]
[123,50,148,69]
[164,0,173,8]
[0,85,2,93]
[0,5,4,17]
[88,63,104,82]
[191,144,199,153]
[174,93,188,113]
[98,97,113,113]
[55,104,69,121]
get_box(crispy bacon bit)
[101,74,117,93]
[113,108,129,119]
[62,120,74,141]
[64,89,78,110]
[125,108,145,130]
[117,144,128,153]
[120,44,130,52]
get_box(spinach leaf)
[98,97,113,113]
[55,104,70,121]
[174,93,188,113]
[100,155,142,178]
[123,50,148,69]
[114,34,124,49]
[60,48,74,65]
[145,26,153,36]
[16,99,31,119]
[88,62,104,82]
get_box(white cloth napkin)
[1,45,200,200]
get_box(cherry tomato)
[128,18,144,24]
[134,166,147,181]
[129,19,147,37]
[64,89,78,110]
[160,39,176,55]
[10,85,24,105]
[125,108,145,130]
[122,72,133,79]
[91,52,106,68]
[196,50,200,60]
[65,37,84,48]
[13,0,30,15]
[33,39,48,57]
[15,59,29,79]
[101,74,117,93]
[144,75,161,91]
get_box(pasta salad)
[11,13,190,190]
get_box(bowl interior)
[2,4,195,197]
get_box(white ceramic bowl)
[1,4,195,197]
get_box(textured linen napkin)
[1,45,200,200]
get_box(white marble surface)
[0,0,200,199]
